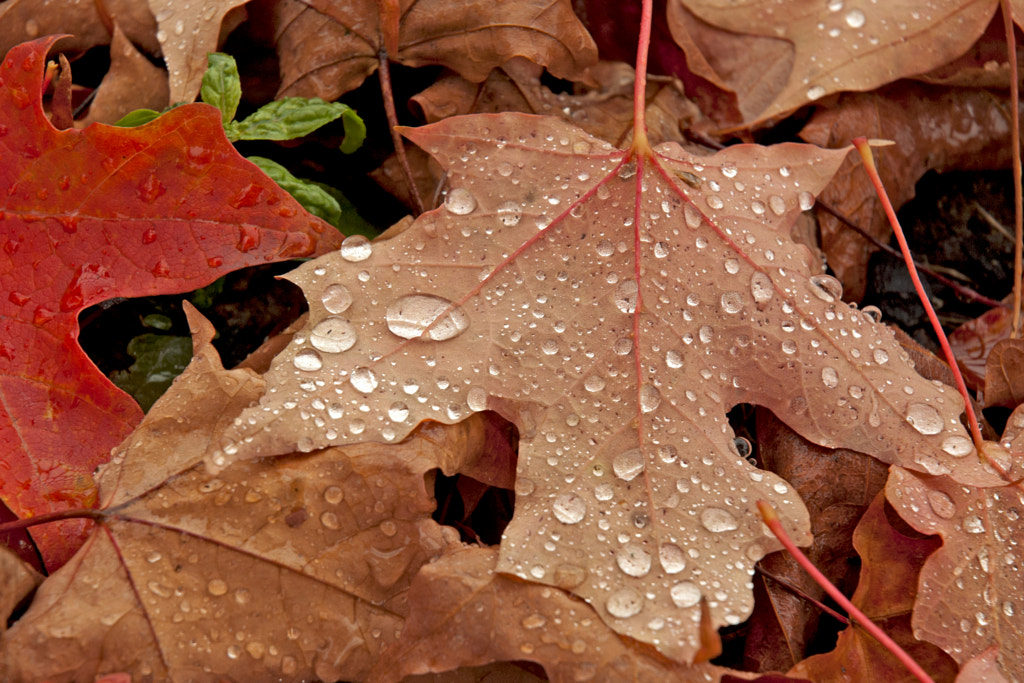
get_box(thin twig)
[378,47,425,214]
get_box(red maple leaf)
[0,36,344,568]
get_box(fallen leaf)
[789,490,957,682]
[269,0,598,100]
[211,107,993,661]
[80,24,169,126]
[955,647,1012,683]
[950,305,1013,393]
[0,36,343,568]
[676,0,997,123]
[0,304,492,682]
[0,546,41,633]
[885,466,1024,678]
[984,339,1024,409]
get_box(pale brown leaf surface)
[0,306,498,682]
[799,83,1019,301]
[0,547,41,634]
[955,647,1012,683]
[80,25,169,126]
[369,546,734,683]
[789,490,957,682]
[983,339,1024,410]
[886,466,1024,678]
[212,110,993,661]
[270,0,597,100]
[950,306,1013,393]
[675,0,996,124]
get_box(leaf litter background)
[2,0,1024,682]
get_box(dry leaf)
[886,466,1024,678]
[950,305,1013,393]
[983,339,1024,410]
[0,547,41,634]
[80,24,169,126]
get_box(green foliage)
[200,53,242,126]
[113,109,161,127]
[111,334,193,412]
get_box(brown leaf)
[983,339,1024,409]
[270,0,598,100]
[0,547,41,633]
[80,24,169,126]
[799,83,1019,301]
[885,466,1024,678]
[950,305,1013,393]
[789,490,957,682]
[213,110,991,661]
[675,0,996,123]
[955,647,1012,683]
[369,545,737,683]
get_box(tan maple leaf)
[208,106,994,661]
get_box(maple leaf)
[885,466,1024,678]
[671,0,998,123]
[269,0,598,100]
[80,25,169,126]
[0,305,510,682]
[0,36,343,568]
[209,104,994,660]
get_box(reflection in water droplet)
[670,582,701,608]
[963,515,985,534]
[613,449,645,481]
[906,403,943,435]
[751,272,774,304]
[606,588,643,618]
[614,279,638,314]
[515,478,536,496]
[324,486,344,504]
[340,235,372,262]
[927,491,956,519]
[639,385,661,413]
[310,317,357,353]
[701,507,739,532]
[845,9,865,27]
[659,544,686,574]
[594,483,613,500]
[768,195,786,215]
[614,337,633,355]
[388,402,409,422]
[386,294,469,340]
[444,188,477,215]
[584,375,606,393]
[941,436,972,457]
[552,493,586,524]
[322,283,353,314]
[721,291,743,314]
[821,367,839,389]
[807,85,826,100]
[666,350,683,369]
[873,348,889,364]
[207,579,228,596]
[496,200,522,226]
[616,543,652,577]
[320,511,340,529]
[293,349,323,372]
[350,366,379,393]
[684,204,702,229]
[798,191,815,211]
[467,387,488,411]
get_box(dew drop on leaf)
[616,543,652,577]
[821,367,839,388]
[387,402,409,422]
[666,350,683,369]
[720,291,743,314]
[349,366,379,393]
[584,375,606,393]
[309,317,357,353]
[906,402,943,435]
[207,579,228,596]
[926,490,956,519]
[444,188,477,215]
[552,493,586,524]
[750,272,774,304]
[940,436,972,457]
[515,477,536,496]
[467,387,488,411]
[324,486,344,504]
[606,588,643,618]
[809,274,843,302]
[321,283,353,314]
[963,515,986,534]
[496,200,522,226]
[293,349,323,372]
[612,448,645,481]
[700,507,739,533]
[385,294,469,340]
[594,483,613,501]
[659,544,686,574]
[614,337,633,355]
[614,279,638,314]
[873,347,889,364]
[670,582,701,608]
[798,190,815,211]
[340,234,372,262]
[684,204,702,229]
[639,385,661,413]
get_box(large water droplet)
[670,582,701,608]
[639,385,661,413]
[684,204,702,229]
[659,544,686,574]
[701,507,739,532]
[444,188,477,215]
[310,317,357,353]
[873,347,889,364]
[340,235,372,262]
[293,349,323,372]
[963,515,985,534]
[845,9,865,27]
[720,291,743,314]
[666,350,683,369]
[207,579,228,596]
[809,274,843,302]
[322,283,353,314]
[386,294,469,340]
[906,402,943,435]
[584,375,606,392]
[798,191,815,211]
[616,543,652,577]
[467,387,488,411]
[768,195,786,215]
[606,588,643,618]
[613,448,645,481]
[615,279,638,314]
[350,366,379,393]
[750,272,774,304]
[496,200,522,226]
[552,493,586,524]
[388,402,409,422]
[821,367,839,389]
[927,491,956,519]
[941,435,972,457]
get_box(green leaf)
[142,314,173,331]
[111,334,193,413]
[248,156,342,227]
[340,108,366,153]
[309,180,378,237]
[226,98,362,144]
[112,109,161,127]
[200,52,242,127]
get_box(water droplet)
[324,486,344,504]
[699,326,714,343]
[584,375,606,393]
[310,317,357,353]
[927,491,956,519]
[701,507,739,532]
[963,515,985,534]
[845,9,865,27]
[684,204,702,229]
[941,436,973,457]
[616,543,652,577]
[613,448,645,481]
[906,403,943,435]
[768,195,786,215]
[594,483,613,501]
[614,279,638,314]
[614,337,633,355]
[386,294,469,341]
[720,291,743,314]
[750,272,774,304]
[522,614,546,629]
[782,339,797,354]
[1003,601,1015,617]
[496,200,522,226]
[147,581,172,598]
[340,235,372,262]
[350,366,379,393]
[321,511,340,529]
[606,588,643,618]
[321,283,353,314]
[670,582,701,608]
[666,350,683,369]
[724,258,740,274]
[515,478,536,496]
[809,274,843,302]
[807,85,826,100]
[207,579,228,596]
[639,385,661,413]
[388,402,409,422]
[706,195,724,209]
[659,544,686,574]
[234,588,252,605]
[444,188,477,215]
[466,387,488,412]
[226,645,241,659]
[798,191,815,211]
[821,367,839,388]
[873,347,889,364]
[293,349,323,372]
[552,493,586,524]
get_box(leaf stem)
[757,501,936,683]
[851,138,988,461]
[0,508,105,534]
[378,47,425,214]
[631,0,653,155]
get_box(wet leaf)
[983,339,1024,410]
[0,37,343,568]
[211,107,992,661]
[0,546,41,632]
[110,333,193,412]
[80,26,169,127]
